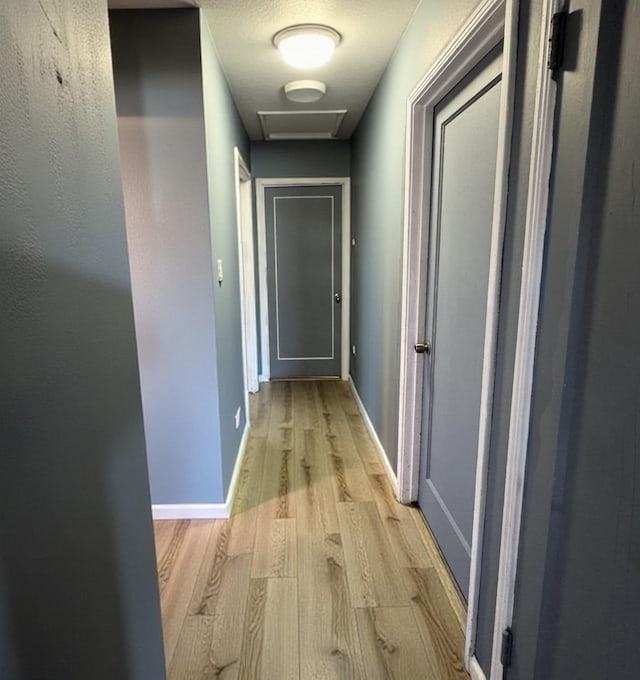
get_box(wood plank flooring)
[153,380,469,679]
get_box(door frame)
[395,0,519,675]
[488,1,561,678]
[256,177,351,382]
[234,148,259,409]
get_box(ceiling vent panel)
[257,110,347,141]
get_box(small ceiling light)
[284,80,327,103]
[274,24,341,70]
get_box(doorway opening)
[396,0,518,676]
[234,148,259,407]
[256,177,351,382]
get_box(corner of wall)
[199,10,252,499]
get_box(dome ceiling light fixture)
[284,80,327,103]
[273,24,341,70]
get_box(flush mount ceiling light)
[284,80,327,103]
[274,24,341,69]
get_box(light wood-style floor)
[153,380,469,679]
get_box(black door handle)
[335,293,342,304]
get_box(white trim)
[489,2,561,678]
[256,181,270,381]
[152,422,251,520]
[348,376,398,493]
[234,148,259,400]
[340,180,351,381]
[470,656,488,680]
[223,421,251,517]
[151,504,228,520]
[256,177,351,381]
[395,0,521,671]
[466,0,519,667]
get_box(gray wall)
[0,2,165,678]
[200,13,251,493]
[111,9,250,504]
[350,0,482,472]
[251,140,350,178]
[511,1,640,678]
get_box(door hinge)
[548,11,568,71]
[501,627,514,668]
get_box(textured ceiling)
[108,0,421,140]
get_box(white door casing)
[256,177,351,382]
[234,148,259,407]
[489,1,562,678]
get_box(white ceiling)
[108,0,421,140]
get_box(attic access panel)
[257,110,347,140]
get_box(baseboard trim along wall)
[469,656,488,680]
[152,422,251,520]
[151,503,228,520]
[348,376,399,496]
[223,421,251,516]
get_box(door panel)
[418,48,502,598]
[265,185,342,378]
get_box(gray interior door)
[418,47,502,598]
[265,184,342,379]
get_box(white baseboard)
[151,503,228,520]
[223,421,251,516]
[347,376,399,495]
[152,422,251,520]
[469,656,487,680]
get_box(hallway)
[153,380,469,679]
